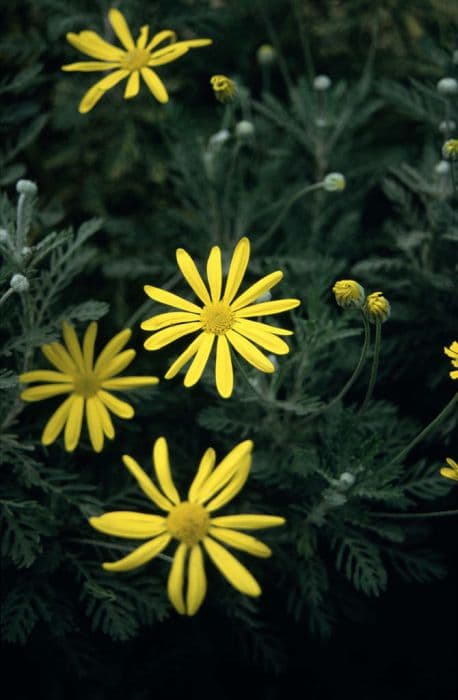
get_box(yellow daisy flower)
[140,237,301,398]
[440,457,458,482]
[444,340,458,380]
[62,8,212,113]
[89,438,285,615]
[19,322,159,453]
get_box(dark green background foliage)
[1,0,457,697]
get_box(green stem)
[0,288,14,307]
[389,392,458,466]
[360,320,381,411]
[233,353,270,403]
[256,182,323,249]
[303,310,371,424]
[374,509,458,519]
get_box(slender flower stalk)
[255,182,323,248]
[360,319,381,410]
[62,8,212,112]
[19,322,159,452]
[89,438,285,615]
[389,392,458,466]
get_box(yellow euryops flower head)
[61,8,212,113]
[332,280,365,308]
[89,438,285,615]
[364,291,391,323]
[440,457,458,482]
[210,74,237,102]
[443,340,458,380]
[140,237,301,398]
[19,322,159,453]
[442,139,458,160]
[256,44,276,66]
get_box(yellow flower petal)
[188,447,216,502]
[62,61,121,71]
[144,285,201,313]
[164,334,203,380]
[19,370,73,383]
[108,8,135,51]
[93,395,115,439]
[196,440,253,504]
[167,542,187,614]
[226,330,275,373]
[82,322,97,372]
[140,311,200,331]
[444,341,458,359]
[41,395,74,446]
[153,437,180,504]
[66,31,125,61]
[208,527,271,557]
[20,384,73,402]
[144,322,202,351]
[233,319,290,355]
[64,394,84,452]
[124,70,140,99]
[79,69,130,114]
[101,376,159,390]
[102,533,171,572]
[210,514,285,530]
[62,322,85,373]
[450,369,458,380]
[215,334,233,398]
[223,237,250,304]
[204,457,251,512]
[440,468,458,481]
[184,333,215,387]
[140,68,169,103]
[42,342,76,374]
[122,455,174,512]
[89,511,167,539]
[146,30,177,52]
[235,298,301,318]
[231,271,283,311]
[203,537,261,596]
[186,545,206,615]
[148,45,189,67]
[207,246,222,302]
[97,389,134,419]
[86,395,104,452]
[136,25,149,50]
[97,349,136,380]
[176,248,211,305]
[94,329,132,374]
[231,318,293,336]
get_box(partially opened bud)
[332,280,365,308]
[364,292,390,323]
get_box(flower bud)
[438,120,456,134]
[332,280,365,308]
[235,120,255,138]
[435,160,450,175]
[210,75,237,103]
[442,139,458,160]
[256,44,276,66]
[16,180,38,195]
[10,273,30,293]
[313,74,331,91]
[0,228,9,243]
[337,472,356,489]
[323,172,346,191]
[209,129,231,148]
[437,77,458,95]
[364,291,390,323]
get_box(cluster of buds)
[332,280,391,323]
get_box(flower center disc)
[121,48,151,71]
[73,373,99,398]
[167,502,209,546]
[201,302,234,335]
